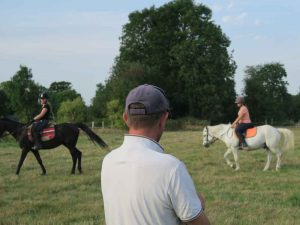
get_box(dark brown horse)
[0,117,108,175]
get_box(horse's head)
[0,117,24,139]
[202,126,217,148]
[0,119,7,137]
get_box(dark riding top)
[32,103,52,133]
[41,103,51,120]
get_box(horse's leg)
[224,148,234,168]
[68,149,77,174]
[16,148,30,175]
[75,147,82,173]
[275,151,282,171]
[31,150,46,175]
[263,150,272,171]
[231,148,240,171]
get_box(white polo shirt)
[101,135,203,225]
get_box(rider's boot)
[236,133,249,150]
[32,131,42,150]
[240,141,249,150]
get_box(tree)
[106,99,125,128]
[96,0,236,123]
[48,81,81,117]
[243,63,289,123]
[57,97,87,123]
[0,88,11,117]
[288,92,300,122]
[1,65,41,121]
[89,83,109,120]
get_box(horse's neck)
[5,121,24,139]
[210,124,230,138]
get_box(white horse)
[202,124,294,171]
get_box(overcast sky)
[0,0,299,105]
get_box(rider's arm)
[232,109,246,127]
[34,107,48,121]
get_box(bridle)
[204,126,218,145]
[204,125,232,146]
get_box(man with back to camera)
[101,84,211,225]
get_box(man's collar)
[123,135,165,153]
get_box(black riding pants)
[32,120,49,133]
[235,123,254,142]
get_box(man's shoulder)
[103,145,181,167]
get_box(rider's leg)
[235,124,248,149]
[235,125,244,147]
[32,122,42,150]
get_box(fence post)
[102,121,104,129]
[92,121,94,129]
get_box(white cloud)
[254,19,262,26]
[222,12,248,25]
[211,3,223,12]
[227,0,235,10]
[253,35,261,41]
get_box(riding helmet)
[40,92,49,99]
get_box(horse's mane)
[1,115,20,123]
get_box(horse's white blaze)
[203,124,294,171]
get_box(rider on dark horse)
[231,96,254,150]
[32,93,53,150]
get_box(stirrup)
[32,144,42,150]
[240,143,249,150]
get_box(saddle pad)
[41,127,55,141]
[27,125,55,142]
[245,127,257,138]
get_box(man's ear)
[123,112,129,127]
[158,112,169,128]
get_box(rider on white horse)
[231,96,254,150]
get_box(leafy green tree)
[0,88,11,117]
[243,63,289,123]
[97,0,236,123]
[106,99,124,128]
[48,81,81,117]
[288,92,300,122]
[89,83,109,120]
[57,97,87,123]
[1,65,41,121]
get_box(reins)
[205,125,231,145]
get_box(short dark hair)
[126,103,165,129]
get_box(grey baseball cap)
[125,84,170,115]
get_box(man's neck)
[128,128,159,142]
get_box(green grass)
[0,127,299,225]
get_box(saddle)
[244,127,257,138]
[27,124,56,142]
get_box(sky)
[0,0,299,105]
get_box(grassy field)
[0,127,299,225]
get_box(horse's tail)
[277,128,294,151]
[75,123,108,149]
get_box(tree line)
[1,0,299,126]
